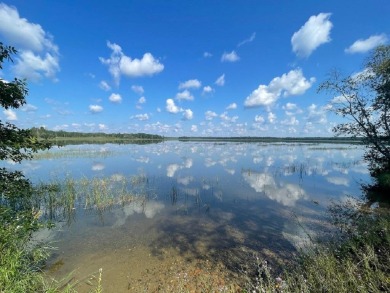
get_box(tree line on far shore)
[30,127,165,141]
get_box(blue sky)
[0,0,389,137]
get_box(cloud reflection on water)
[113,200,165,226]
[242,171,307,206]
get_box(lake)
[4,141,371,291]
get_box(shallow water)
[4,141,370,291]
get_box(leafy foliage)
[319,45,390,176]
[0,42,51,292]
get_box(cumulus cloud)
[131,85,144,95]
[3,109,17,120]
[244,69,315,108]
[182,109,193,120]
[176,90,194,101]
[99,80,111,91]
[291,13,333,58]
[178,79,201,89]
[0,3,60,81]
[205,110,218,120]
[221,50,240,62]
[202,85,213,94]
[254,115,265,123]
[306,104,328,124]
[268,112,277,123]
[138,96,146,104]
[98,123,108,131]
[215,74,225,86]
[89,105,103,113]
[99,41,164,84]
[345,34,388,54]
[134,113,149,121]
[166,99,182,114]
[281,116,299,126]
[109,93,122,103]
[226,103,237,110]
[283,102,298,111]
[191,125,198,132]
[220,111,238,122]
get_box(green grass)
[242,200,390,293]
[33,148,116,160]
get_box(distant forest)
[29,127,368,144]
[30,127,165,141]
[177,136,365,143]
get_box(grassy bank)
[242,200,390,293]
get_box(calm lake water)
[4,141,371,291]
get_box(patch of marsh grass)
[33,147,115,160]
[36,174,149,224]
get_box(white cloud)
[13,49,59,81]
[21,104,38,112]
[202,85,213,94]
[291,13,333,58]
[226,103,237,110]
[3,109,17,120]
[283,102,297,111]
[166,99,181,114]
[120,53,164,77]
[205,110,218,120]
[244,69,315,108]
[182,109,193,120]
[131,85,144,95]
[191,125,198,132]
[178,79,201,89]
[109,93,122,103]
[0,4,60,81]
[220,111,238,122]
[345,34,388,54]
[281,116,299,126]
[254,115,265,123]
[203,52,212,58]
[215,74,225,86]
[221,50,240,62]
[138,96,146,104]
[89,105,103,113]
[99,80,111,91]
[176,90,194,101]
[238,32,256,47]
[99,41,164,84]
[306,103,328,124]
[268,112,277,123]
[134,113,149,121]
[98,123,108,131]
